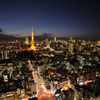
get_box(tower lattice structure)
[30,28,36,51]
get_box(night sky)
[0,0,100,40]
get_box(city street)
[32,71,55,100]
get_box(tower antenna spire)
[30,28,36,51]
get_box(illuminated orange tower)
[30,28,36,51]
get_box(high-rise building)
[30,28,36,51]
[45,37,48,45]
[0,47,9,60]
[45,37,50,48]
[68,37,74,54]
[97,41,100,46]
[54,37,56,42]
[25,38,29,45]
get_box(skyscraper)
[30,28,36,51]
[68,37,74,54]
[54,37,56,42]
[25,37,29,45]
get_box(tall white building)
[54,37,56,42]
[25,37,29,45]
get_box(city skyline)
[0,0,100,40]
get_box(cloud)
[0,28,53,41]
[0,28,3,33]
[36,26,40,28]
[0,28,25,41]
[0,27,99,41]
[0,33,16,41]
[41,33,52,37]
[14,33,23,37]
[31,33,53,41]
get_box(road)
[28,60,55,100]
[32,71,55,100]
